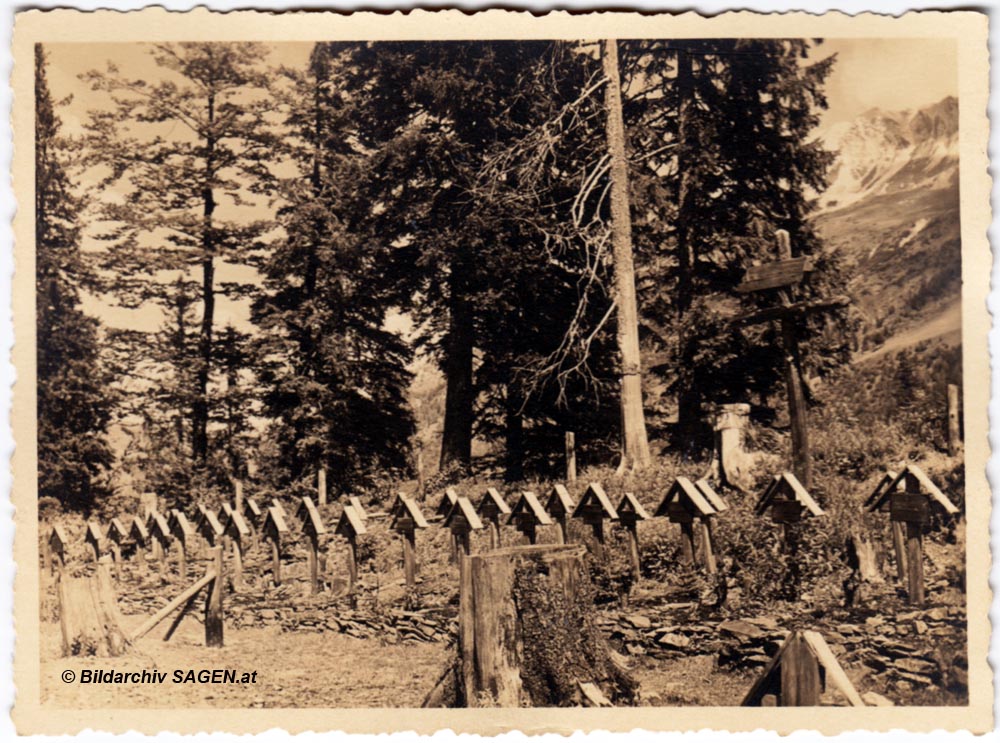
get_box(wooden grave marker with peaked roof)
[296,496,327,595]
[617,492,651,580]
[656,477,728,570]
[148,511,173,580]
[391,494,428,588]
[742,630,865,707]
[508,491,553,545]
[335,504,367,603]
[572,482,619,555]
[437,487,461,564]
[445,496,484,556]
[107,517,128,563]
[755,472,824,551]
[196,507,224,549]
[85,521,104,563]
[866,464,959,606]
[545,484,576,544]
[243,497,263,545]
[49,524,69,575]
[167,510,194,580]
[130,516,150,564]
[348,496,368,522]
[224,510,251,590]
[476,487,510,549]
[261,505,289,586]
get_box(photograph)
[11,7,992,735]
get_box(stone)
[865,615,884,628]
[914,620,928,635]
[719,619,765,641]
[627,614,652,629]
[925,607,948,621]
[657,632,691,650]
[744,616,780,631]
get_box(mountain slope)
[813,96,961,357]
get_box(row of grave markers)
[47,462,958,607]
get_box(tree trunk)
[602,38,651,472]
[58,563,127,657]
[504,380,524,482]
[455,544,636,707]
[439,276,475,472]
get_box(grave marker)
[508,491,552,545]
[196,508,224,548]
[866,464,958,605]
[130,516,150,564]
[437,487,460,563]
[755,472,824,549]
[475,488,510,549]
[242,497,263,548]
[391,494,429,588]
[48,524,68,575]
[167,509,194,579]
[224,510,251,589]
[616,492,651,580]
[444,496,485,556]
[296,496,327,594]
[85,521,104,563]
[107,518,128,563]
[656,477,726,569]
[571,482,619,555]
[335,504,367,602]
[545,484,576,544]
[734,230,849,488]
[262,506,289,586]
[148,511,173,580]
[348,496,368,522]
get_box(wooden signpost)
[85,521,104,563]
[107,518,128,563]
[545,484,576,544]
[391,494,429,589]
[571,482,619,555]
[296,496,327,595]
[130,516,150,564]
[865,464,959,606]
[48,524,68,576]
[655,477,728,571]
[335,504,367,604]
[149,511,173,581]
[223,510,251,590]
[444,496,484,557]
[616,492,651,580]
[475,488,510,549]
[755,472,825,549]
[742,630,864,707]
[508,491,553,545]
[262,506,289,587]
[734,230,849,489]
[167,509,194,580]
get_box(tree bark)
[504,380,524,482]
[439,269,475,472]
[58,564,127,657]
[602,38,651,472]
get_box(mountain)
[818,96,958,213]
[813,96,961,359]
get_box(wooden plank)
[205,546,224,647]
[890,493,929,524]
[445,497,484,531]
[802,631,865,707]
[348,496,367,522]
[695,479,728,512]
[573,482,619,520]
[510,491,553,526]
[618,492,651,520]
[906,521,925,606]
[736,257,814,293]
[783,472,824,516]
[565,431,577,482]
[128,571,216,642]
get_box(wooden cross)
[616,493,651,580]
[735,230,849,489]
[656,477,727,572]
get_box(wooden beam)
[734,295,850,328]
[128,572,215,643]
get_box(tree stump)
[454,544,636,707]
[57,561,127,657]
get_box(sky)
[40,38,957,333]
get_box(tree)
[82,43,274,466]
[622,39,847,446]
[35,44,114,512]
[251,43,415,496]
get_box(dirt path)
[41,616,448,708]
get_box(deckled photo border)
[9,7,992,734]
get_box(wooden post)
[234,479,244,513]
[318,467,327,506]
[487,516,501,549]
[177,536,187,581]
[205,546,224,647]
[904,472,925,606]
[590,519,605,557]
[41,527,51,576]
[402,528,417,588]
[457,529,471,557]
[624,522,641,580]
[700,519,717,574]
[416,450,425,496]
[271,537,281,587]
[230,535,244,590]
[947,383,961,456]
[307,533,319,595]
[346,536,358,602]
[780,317,811,489]
[891,520,908,584]
[680,521,695,564]
[565,431,577,482]
[780,631,822,706]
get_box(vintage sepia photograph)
[11,8,992,736]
